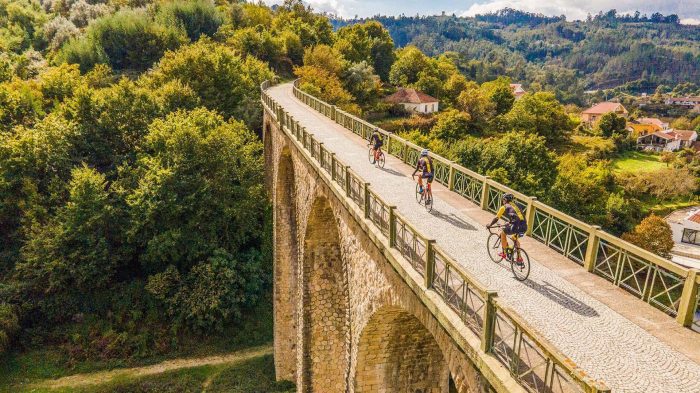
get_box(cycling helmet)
[502,193,514,203]
[420,149,429,157]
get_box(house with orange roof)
[580,102,628,124]
[385,88,439,114]
[627,117,669,137]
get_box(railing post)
[424,239,436,289]
[331,105,336,121]
[676,269,699,327]
[330,153,336,180]
[363,183,370,219]
[345,166,351,196]
[481,291,498,353]
[583,226,601,272]
[389,206,397,247]
[448,164,456,191]
[525,197,537,236]
[479,177,491,210]
[318,143,324,166]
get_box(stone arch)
[354,306,450,393]
[302,195,350,392]
[274,147,299,381]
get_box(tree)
[334,21,395,81]
[342,61,380,106]
[622,214,674,258]
[481,76,515,115]
[303,44,346,76]
[389,46,431,86]
[456,82,495,134]
[595,112,626,138]
[295,65,356,111]
[430,109,471,142]
[17,166,125,296]
[549,154,613,224]
[504,92,572,143]
[155,0,222,41]
[478,132,558,197]
[146,38,273,128]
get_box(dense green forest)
[0,1,337,387]
[332,8,700,105]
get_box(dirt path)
[30,344,273,390]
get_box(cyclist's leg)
[512,235,522,259]
[500,230,508,252]
[417,174,424,190]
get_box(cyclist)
[368,128,383,163]
[412,149,434,197]
[487,193,527,264]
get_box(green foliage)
[334,21,395,81]
[430,109,471,142]
[454,131,558,198]
[0,303,19,354]
[0,0,48,54]
[595,112,627,137]
[622,214,674,258]
[481,76,515,115]
[303,44,346,76]
[0,78,45,131]
[17,166,125,296]
[295,65,357,112]
[227,26,283,66]
[504,91,573,143]
[549,154,613,225]
[147,38,273,128]
[60,9,187,72]
[155,0,222,41]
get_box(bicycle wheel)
[368,147,375,164]
[377,152,385,168]
[424,189,433,212]
[487,234,503,263]
[511,248,530,281]
[415,183,423,203]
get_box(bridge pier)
[266,110,490,393]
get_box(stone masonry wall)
[266,111,489,393]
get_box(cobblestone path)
[268,83,700,392]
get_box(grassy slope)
[0,299,274,389]
[12,352,294,393]
[612,151,667,173]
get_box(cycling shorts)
[504,221,527,236]
[421,172,434,183]
[373,142,382,150]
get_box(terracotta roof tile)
[581,102,628,115]
[385,88,438,104]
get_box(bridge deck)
[268,83,700,392]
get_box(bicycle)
[486,224,530,281]
[413,175,433,212]
[368,144,385,168]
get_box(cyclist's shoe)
[515,256,524,267]
[418,186,424,193]
[498,251,507,259]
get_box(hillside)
[333,9,700,105]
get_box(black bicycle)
[487,225,530,281]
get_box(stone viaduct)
[262,81,700,393]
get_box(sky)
[263,0,700,25]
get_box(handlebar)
[487,224,506,234]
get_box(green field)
[612,151,668,173]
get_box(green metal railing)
[289,80,700,332]
[263,81,610,393]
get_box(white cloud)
[681,18,700,25]
[461,0,700,21]
[261,0,352,17]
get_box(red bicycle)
[368,144,385,168]
[413,175,433,212]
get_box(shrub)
[69,0,111,28]
[156,0,223,41]
[0,303,19,354]
[42,16,79,51]
[622,214,674,258]
[60,9,187,72]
